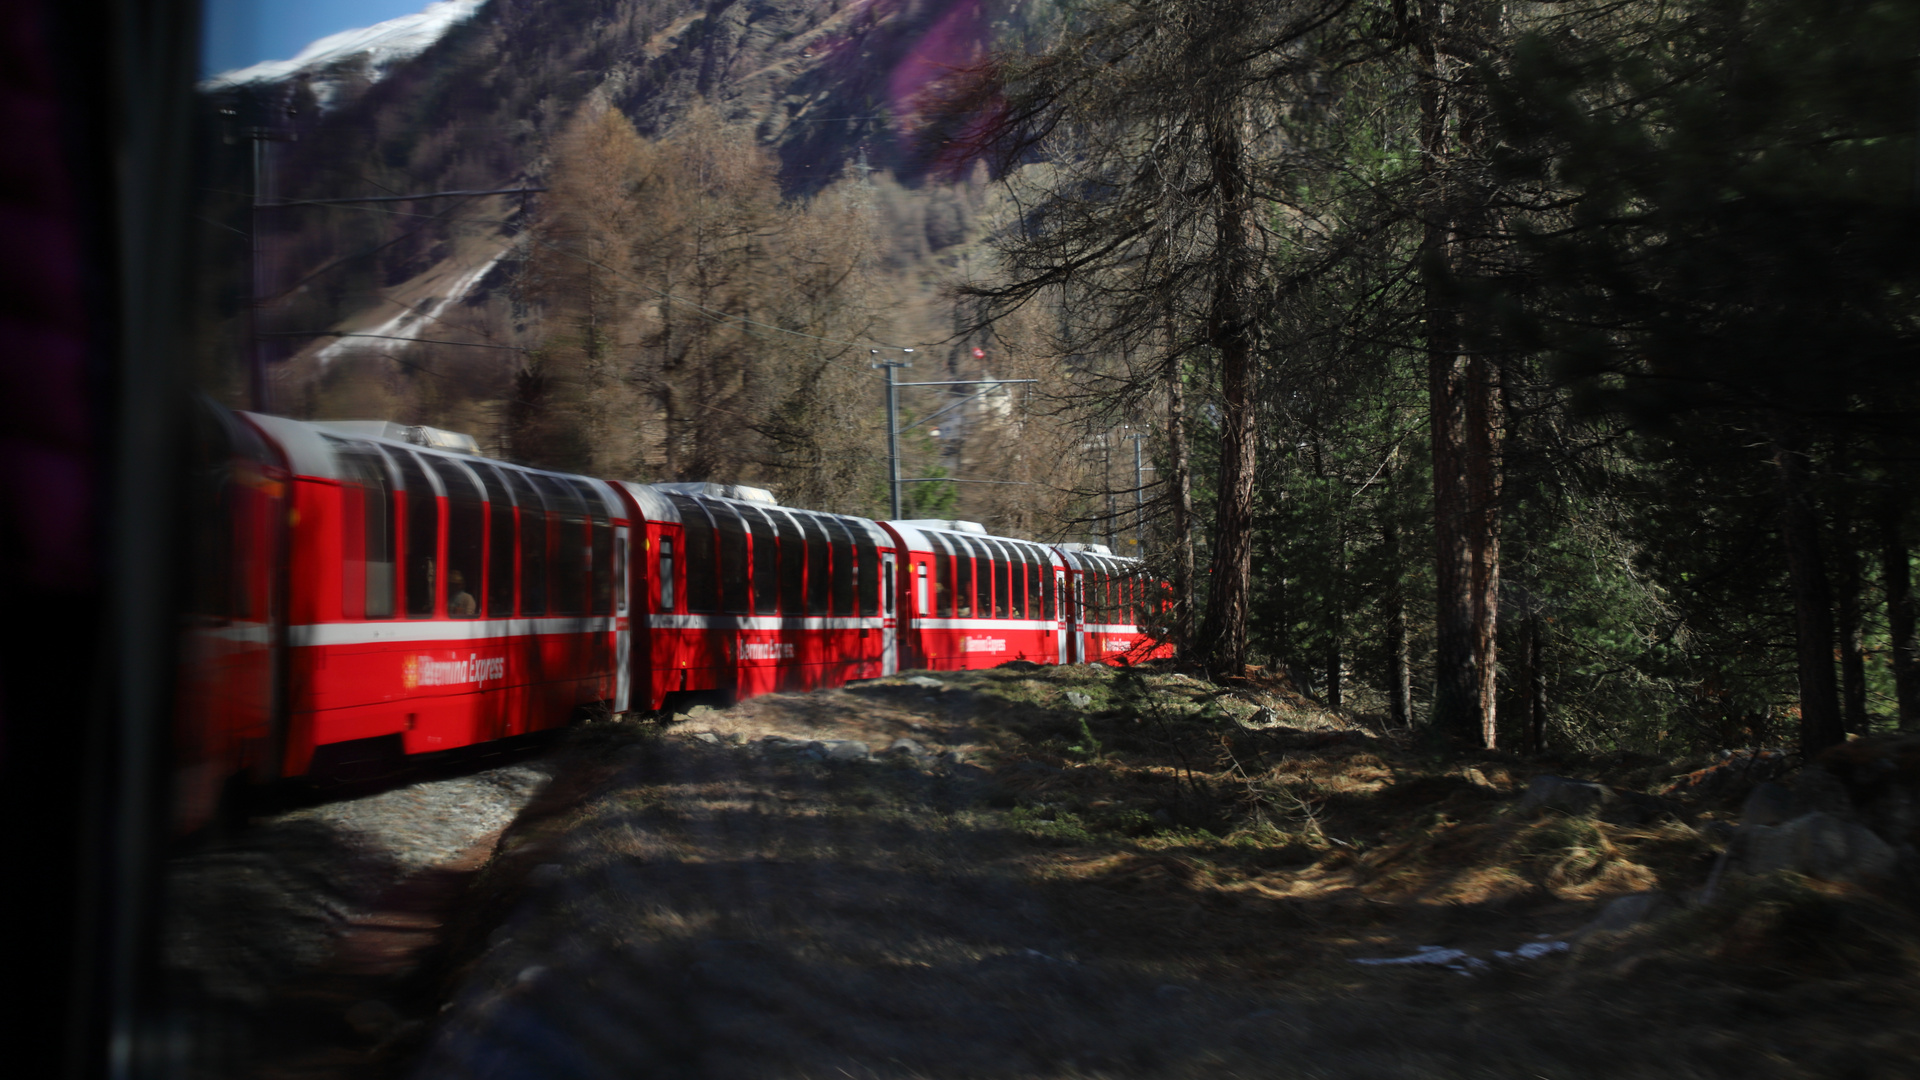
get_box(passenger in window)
[448,570,477,617]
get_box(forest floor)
[363,664,1920,1079]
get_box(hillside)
[198,0,1035,414]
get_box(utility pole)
[1123,428,1149,552]
[880,365,1039,519]
[242,115,295,413]
[872,349,914,518]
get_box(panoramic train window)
[851,522,880,617]
[572,480,613,616]
[538,476,588,617]
[429,458,484,618]
[658,536,675,612]
[1019,549,1039,619]
[475,463,516,617]
[953,538,974,616]
[794,514,829,616]
[823,517,857,617]
[712,504,751,614]
[388,448,440,617]
[333,441,395,619]
[665,495,718,614]
[963,537,993,617]
[1041,556,1056,620]
[773,510,807,615]
[743,507,780,616]
[1015,546,1035,618]
[988,540,1012,617]
[507,469,548,615]
[934,540,954,616]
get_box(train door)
[613,523,630,713]
[913,558,930,669]
[1055,566,1068,662]
[1068,572,1086,664]
[881,551,899,675]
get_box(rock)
[816,739,871,762]
[721,732,746,746]
[1741,781,1795,827]
[904,675,945,689]
[1518,775,1614,817]
[1464,767,1497,791]
[691,732,721,745]
[884,737,929,759]
[1065,691,1094,710]
[1579,892,1674,936]
[681,704,718,721]
[1730,811,1900,883]
[1802,734,1920,850]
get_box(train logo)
[405,654,506,689]
[739,641,796,661]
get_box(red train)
[175,407,1172,831]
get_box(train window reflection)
[713,505,751,615]
[389,449,439,617]
[335,441,395,619]
[508,469,548,615]
[429,458,484,618]
[935,543,954,617]
[667,496,718,614]
[824,518,856,617]
[852,523,880,617]
[475,463,515,617]
[538,476,588,617]
[954,539,973,617]
[774,511,807,615]
[800,514,831,615]
[744,507,780,615]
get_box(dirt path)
[395,669,1920,1080]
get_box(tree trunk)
[1325,532,1345,712]
[1383,515,1413,728]
[1881,494,1920,730]
[1527,613,1548,753]
[1418,0,1500,748]
[1193,105,1257,680]
[1164,332,1196,651]
[1833,496,1868,735]
[1772,438,1845,754]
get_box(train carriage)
[240,414,629,776]
[617,482,902,710]
[174,403,290,832]
[1056,544,1174,666]
[882,520,1065,669]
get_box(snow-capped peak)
[203,0,485,90]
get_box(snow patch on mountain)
[203,0,484,93]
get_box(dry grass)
[410,665,1920,1079]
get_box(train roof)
[243,413,623,517]
[622,482,891,545]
